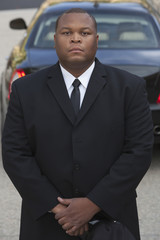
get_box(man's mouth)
[69,48,83,53]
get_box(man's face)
[54,13,99,70]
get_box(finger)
[66,225,78,235]
[79,226,85,236]
[57,217,67,225]
[66,230,78,236]
[66,228,75,236]
[71,230,79,236]
[58,217,76,231]
[79,224,88,235]
[61,223,73,231]
[57,197,72,206]
[55,211,65,220]
[84,223,89,232]
[69,226,85,236]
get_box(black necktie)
[71,79,81,116]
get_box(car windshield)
[30,11,159,49]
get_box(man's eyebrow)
[60,27,71,30]
[81,27,92,30]
[60,27,92,30]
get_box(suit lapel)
[47,60,109,126]
[75,59,109,126]
[47,63,75,124]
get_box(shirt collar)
[60,61,95,90]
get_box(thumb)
[57,197,72,206]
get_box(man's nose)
[71,33,81,42]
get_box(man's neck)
[59,60,95,78]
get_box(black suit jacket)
[2,59,153,240]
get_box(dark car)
[1,0,160,143]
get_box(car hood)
[24,48,160,77]
[26,48,58,70]
[96,49,160,77]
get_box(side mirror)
[10,18,27,30]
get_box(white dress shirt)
[60,61,95,107]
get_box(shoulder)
[96,59,145,89]
[12,63,59,91]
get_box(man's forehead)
[59,12,93,25]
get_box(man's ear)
[96,34,99,48]
[54,34,56,48]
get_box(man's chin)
[67,56,88,66]
[60,55,94,70]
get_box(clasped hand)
[52,197,100,236]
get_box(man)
[2,8,153,240]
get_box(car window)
[30,12,159,49]
[33,16,57,48]
[95,13,159,49]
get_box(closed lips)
[69,48,83,52]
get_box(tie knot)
[72,79,81,88]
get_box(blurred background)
[0,0,44,10]
[0,1,160,240]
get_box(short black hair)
[55,8,97,32]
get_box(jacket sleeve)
[87,78,154,220]
[2,83,61,221]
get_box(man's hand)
[51,199,90,236]
[66,224,89,236]
[51,203,67,214]
[55,197,100,235]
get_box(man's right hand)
[51,203,89,236]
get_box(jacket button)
[74,164,80,170]
[74,188,79,195]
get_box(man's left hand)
[55,197,100,235]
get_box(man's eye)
[82,32,88,36]
[62,32,70,35]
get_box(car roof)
[26,0,160,37]
[43,2,150,15]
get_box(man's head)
[55,8,97,32]
[54,8,99,76]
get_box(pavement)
[0,8,37,240]
[0,7,160,240]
